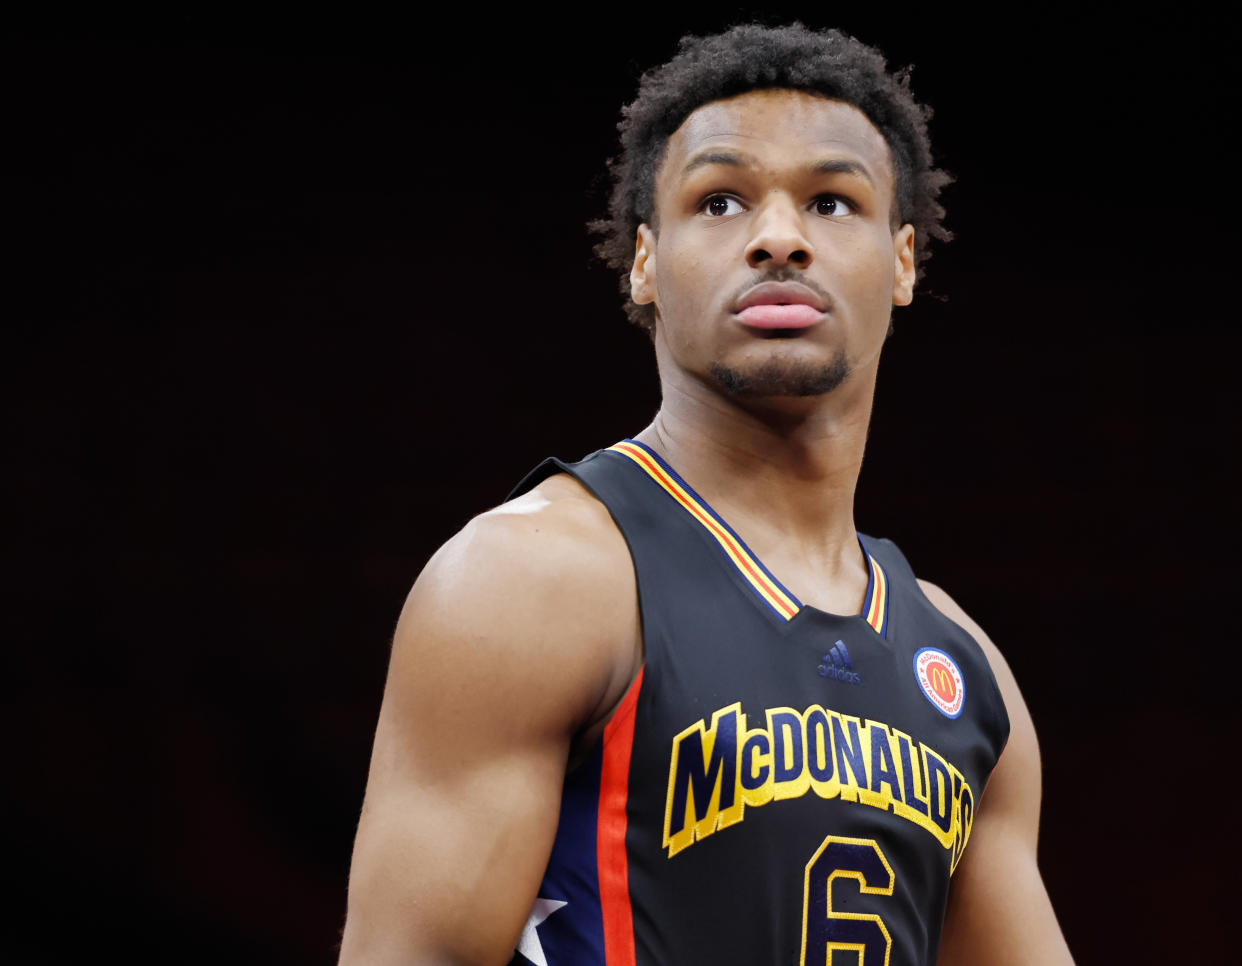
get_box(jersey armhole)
[909,575,1013,762]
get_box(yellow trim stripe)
[609,441,801,620]
[608,440,889,636]
[862,550,888,635]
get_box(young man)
[339,24,1073,965]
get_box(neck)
[634,358,878,567]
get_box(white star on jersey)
[514,897,568,966]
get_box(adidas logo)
[817,640,861,684]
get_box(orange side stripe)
[598,667,643,966]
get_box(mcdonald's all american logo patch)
[914,647,965,719]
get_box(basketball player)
[339,24,1074,965]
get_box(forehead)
[657,89,895,192]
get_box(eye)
[814,196,854,217]
[702,195,744,217]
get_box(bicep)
[340,512,625,965]
[937,818,1070,966]
[342,710,566,965]
[937,687,1070,964]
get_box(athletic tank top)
[507,440,1010,966]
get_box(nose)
[745,193,814,269]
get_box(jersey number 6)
[800,835,895,966]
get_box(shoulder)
[393,472,639,739]
[915,579,1026,733]
[419,473,632,637]
[917,579,1041,820]
[340,475,639,964]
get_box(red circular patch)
[925,660,957,702]
[913,647,965,718]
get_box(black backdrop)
[8,6,1238,963]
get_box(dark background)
[7,5,1237,963]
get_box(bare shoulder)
[423,472,636,649]
[916,579,1024,718]
[340,474,639,964]
[917,578,1042,834]
[395,471,639,742]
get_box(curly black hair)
[591,23,952,331]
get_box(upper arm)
[339,481,638,965]
[919,580,1074,966]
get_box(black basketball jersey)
[507,440,1010,966]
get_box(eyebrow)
[679,150,876,186]
[679,150,754,180]
[811,158,876,186]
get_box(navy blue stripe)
[526,742,607,964]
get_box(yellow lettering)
[662,703,744,857]
[662,700,976,860]
[769,707,811,801]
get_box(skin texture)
[339,90,1073,965]
[340,474,641,966]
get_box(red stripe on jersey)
[598,666,644,966]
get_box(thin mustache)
[729,269,833,311]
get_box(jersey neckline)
[607,439,889,637]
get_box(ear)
[891,223,916,307]
[629,224,657,306]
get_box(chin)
[708,352,850,398]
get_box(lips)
[733,281,827,329]
[735,303,823,328]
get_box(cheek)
[837,235,896,304]
[664,244,712,289]
[656,244,717,319]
